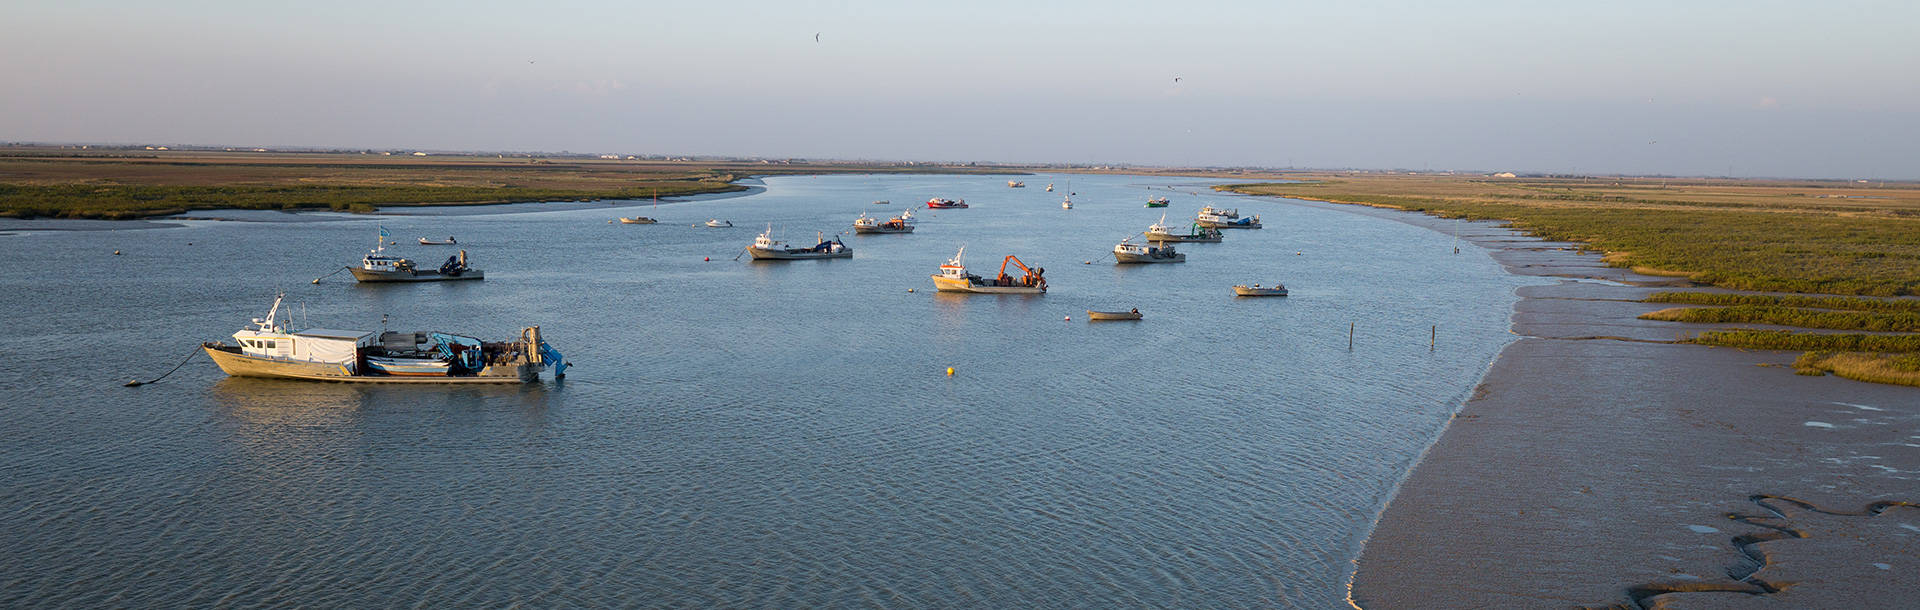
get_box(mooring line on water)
[125,345,203,387]
[311,266,353,284]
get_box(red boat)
[925,197,969,209]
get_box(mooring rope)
[124,345,203,387]
[311,266,353,284]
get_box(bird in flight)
[1173,77,1182,83]
[815,33,821,43]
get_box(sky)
[3,0,1916,178]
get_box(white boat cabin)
[232,295,376,369]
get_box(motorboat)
[1008,180,1026,188]
[1113,238,1185,263]
[930,246,1046,294]
[705,219,733,228]
[873,200,891,205]
[1199,213,1262,229]
[1087,309,1143,321]
[201,293,566,383]
[618,216,658,224]
[746,226,853,260]
[1144,196,1170,208]
[1232,283,1289,297]
[418,236,457,245]
[350,230,482,282]
[926,197,968,209]
[853,210,916,234]
[1143,213,1224,243]
[1046,183,1054,192]
[1199,205,1238,219]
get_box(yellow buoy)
[946,367,955,376]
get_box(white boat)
[1113,238,1184,263]
[853,209,915,234]
[1232,283,1289,297]
[1008,180,1026,188]
[926,197,968,209]
[746,226,853,260]
[1199,205,1238,219]
[705,219,733,228]
[201,293,566,383]
[1197,207,1261,229]
[418,236,457,245]
[1144,213,1224,243]
[930,246,1046,294]
[350,230,482,282]
[1046,183,1054,192]
[1061,196,1073,209]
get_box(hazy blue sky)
[4,1,1915,178]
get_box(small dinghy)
[418,236,456,245]
[618,217,657,224]
[1087,309,1143,321]
[705,219,733,228]
[1232,283,1289,297]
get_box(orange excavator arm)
[998,255,1033,278]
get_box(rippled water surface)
[1,174,1526,607]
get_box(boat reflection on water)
[209,377,558,428]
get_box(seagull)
[1173,77,1182,83]
[815,33,821,43]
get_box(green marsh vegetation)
[0,151,1011,219]
[1640,305,1920,332]
[1221,174,1920,296]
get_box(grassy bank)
[0,181,740,219]
[0,151,1028,219]
[1644,291,1920,313]
[1792,351,1920,386]
[1221,175,1920,296]
[1640,305,1920,332]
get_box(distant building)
[412,152,429,156]
[1492,172,1517,178]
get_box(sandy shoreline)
[1281,198,1920,608]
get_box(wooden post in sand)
[1349,322,1355,351]
[1431,325,1436,350]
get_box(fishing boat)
[926,197,968,209]
[705,219,733,228]
[873,200,891,205]
[853,210,916,234]
[1008,180,1026,188]
[350,231,483,282]
[1199,205,1238,219]
[1144,196,1170,208]
[418,236,457,245]
[746,226,853,260]
[1046,183,1054,192]
[618,216,658,224]
[1232,283,1289,297]
[201,293,566,383]
[1143,213,1224,243]
[1199,214,1262,229]
[930,247,1046,294]
[1113,238,1184,263]
[1087,309,1143,321]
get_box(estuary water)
[0,174,1528,607]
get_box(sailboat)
[1061,178,1073,209]
[620,190,661,224]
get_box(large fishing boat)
[930,247,1046,294]
[202,294,566,383]
[1113,238,1185,263]
[926,197,969,209]
[1144,196,1170,208]
[1144,214,1224,243]
[1232,283,1289,297]
[852,209,916,234]
[351,231,483,282]
[1197,207,1261,229]
[746,226,853,260]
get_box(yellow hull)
[204,347,534,383]
[930,275,1045,294]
